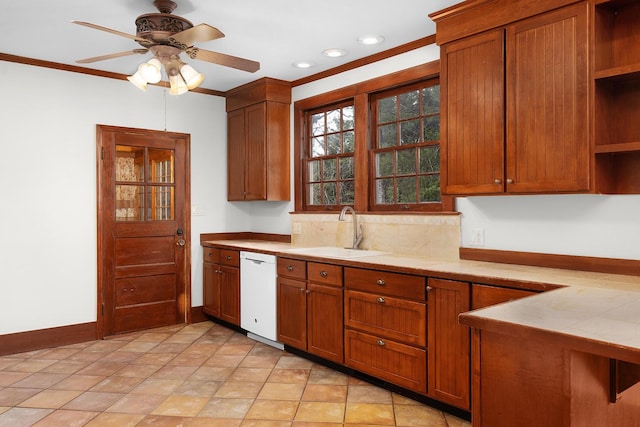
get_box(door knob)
[176,239,186,246]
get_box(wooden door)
[307,283,343,363]
[440,29,505,195]
[506,3,589,193]
[97,125,190,337]
[427,278,471,410]
[277,277,307,349]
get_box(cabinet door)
[277,277,307,349]
[427,278,471,410]
[506,3,589,193]
[307,283,343,364]
[219,265,240,325]
[227,109,247,201]
[441,29,505,195]
[244,103,267,200]
[203,262,220,318]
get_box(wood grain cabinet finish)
[438,2,589,195]
[277,258,344,364]
[226,78,291,201]
[344,267,427,394]
[427,278,471,410]
[202,248,240,326]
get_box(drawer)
[277,258,307,280]
[308,262,343,287]
[345,329,427,394]
[220,249,239,267]
[203,247,220,263]
[344,267,426,300]
[345,290,426,347]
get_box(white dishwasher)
[240,251,283,349]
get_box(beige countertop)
[202,239,640,363]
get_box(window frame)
[293,60,453,213]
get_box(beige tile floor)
[0,321,471,426]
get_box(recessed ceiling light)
[292,61,316,69]
[322,48,347,58]
[357,35,385,45]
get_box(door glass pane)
[116,145,144,182]
[116,185,144,221]
[147,186,174,221]
[149,149,174,184]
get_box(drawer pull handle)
[377,297,385,303]
[320,271,328,278]
[287,265,294,272]
[376,279,385,286]
[208,252,213,257]
[376,339,385,346]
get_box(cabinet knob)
[300,288,306,293]
[377,297,385,304]
[287,265,294,272]
[506,178,514,184]
[494,179,502,184]
[226,255,232,260]
[320,271,328,278]
[376,279,385,286]
[426,286,433,292]
[376,339,386,346]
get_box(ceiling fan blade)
[71,20,146,43]
[187,47,260,73]
[170,24,225,47]
[76,49,149,64]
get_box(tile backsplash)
[289,213,460,260]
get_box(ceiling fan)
[72,0,260,94]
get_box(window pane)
[339,157,354,180]
[422,86,440,115]
[423,115,440,141]
[307,160,321,182]
[400,119,420,145]
[327,134,341,155]
[115,185,143,221]
[420,175,441,203]
[326,109,341,133]
[397,148,416,175]
[323,158,337,180]
[378,96,396,123]
[116,145,144,182]
[149,149,174,183]
[323,183,337,205]
[375,152,394,177]
[308,183,322,205]
[311,113,325,135]
[343,131,355,153]
[419,146,440,174]
[375,178,395,204]
[340,180,354,205]
[312,136,325,157]
[342,106,355,130]
[378,123,397,148]
[399,90,420,119]
[149,186,174,221]
[397,177,417,203]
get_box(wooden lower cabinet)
[202,248,240,326]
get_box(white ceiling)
[1,0,460,92]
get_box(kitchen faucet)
[339,206,363,249]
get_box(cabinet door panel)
[441,29,505,194]
[506,3,589,192]
[219,265,240,325]
[427,278,471,410]
[245,103,267,200]
[277,277,307,349]
[307,283,344,364]
[227,109,246,201]
[203,262,219,317]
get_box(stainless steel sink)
[281,246,389,259]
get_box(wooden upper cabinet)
[226,78,291,201]
[437,1,589,195]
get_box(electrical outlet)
[292,222,302,234]
[471,228,485,246]
[191,205,205,216]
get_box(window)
[294,60,450,213]
[371,80,441,210]
[303,101,355,209]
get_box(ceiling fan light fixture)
[127,70,148,91]
[179,64,204,90]
[139,58,162,84]
[169,73,188,96]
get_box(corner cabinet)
[226,78,291,201]
[434,1,590,195]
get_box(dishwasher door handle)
[245,258,266,264]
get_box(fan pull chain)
[164,87,168,132]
